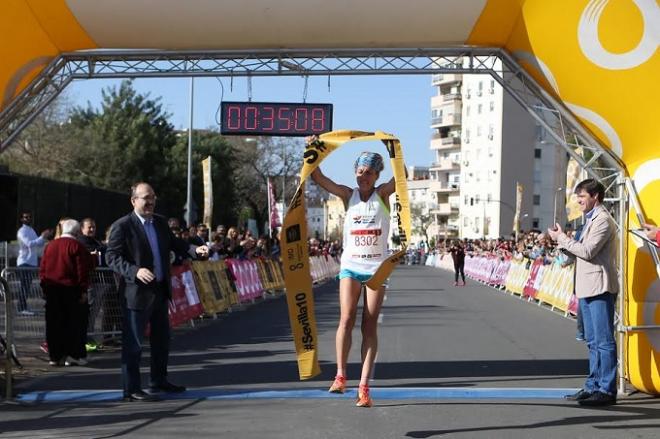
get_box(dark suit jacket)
[106,212,192,310]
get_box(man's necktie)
[144,219,164,282]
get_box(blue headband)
[354,152,384,173]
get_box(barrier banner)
[522,259,544,299]
[256,258,277,290]
[489,258,511,286]
[281,130,411,380]
[269,259,285,289]
[190,261,231,314]
[169,264,204,327]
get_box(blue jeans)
[17,263,36,311]
[579,293,617,395]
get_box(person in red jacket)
[39,219,94,366]
[642,223,660,247]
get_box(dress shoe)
[123,390,160,402]
[564,389,592,401]
[577,391,616,406]
[149,381,187,393]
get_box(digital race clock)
[220,101,333,136]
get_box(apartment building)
[430,58,566,240]
[429,71,463,240]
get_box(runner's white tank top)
[340,188,390,274]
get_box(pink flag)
[268,177,281,230]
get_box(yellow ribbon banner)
[281,130,411,380]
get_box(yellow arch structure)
[1,0,659,393]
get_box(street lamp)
[553,187,564,226]
[185,77,194,228]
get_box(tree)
[169,129,238,227]
[0,94,76,179]
[231,136,301,234]
[410,202,433,245]
[66,80,178,194]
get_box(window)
[487,193,492,202]
[533,218,540,229]
[533,194,541,205]
[477,104,483,114]
[488,124,494,140]
[466,105,471,116]
[475,194,481,203]
[464,217,469,226]
[489,79,495,94]
[477,81,483,96]
[464,195,469,205]
[477,125,482,137]
[475,149,481,159]
[489,101,495,112]
[476,171,481,182]
[534,148,542,158]
[488,147,494,157]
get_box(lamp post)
[185,77,194,228]
[281,142,286,216]
[553,187,564,226]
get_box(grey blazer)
[557,205,618,298]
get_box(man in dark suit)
[106,182,208,402]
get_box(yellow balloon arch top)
[1,0,658,392]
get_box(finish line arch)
[1,0,658,394]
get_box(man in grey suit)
[548,178,618,406]
[106,182,208,402]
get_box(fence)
[1,254,339,398]
[426,252,577,315]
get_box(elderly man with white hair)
[39,219,95,367]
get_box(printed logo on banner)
[286,224,301,243]
[207,271,224,301]
[295,291,315,351]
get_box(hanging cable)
[247,74,253,102]
[302,75,309,103]
[327,74,331,93]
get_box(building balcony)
[443,93,462,102]
[429,181,460,193]
[432,73,462,85]
[431,136,461,149]
[431,202,459,215]
[430,158,460,171]
[430,113,462,129]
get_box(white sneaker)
[65,356,88,366]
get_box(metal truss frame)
[1,46,655,392]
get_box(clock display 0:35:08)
[220,102,333,136]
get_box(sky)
[65,74,435,186]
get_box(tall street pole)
[281,142,286,217]
[186,77,194,228]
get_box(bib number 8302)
[355,235,379,247]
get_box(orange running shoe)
[328,375,346,394]
[356,384,373,407]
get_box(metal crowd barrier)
[0,267,122,346]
